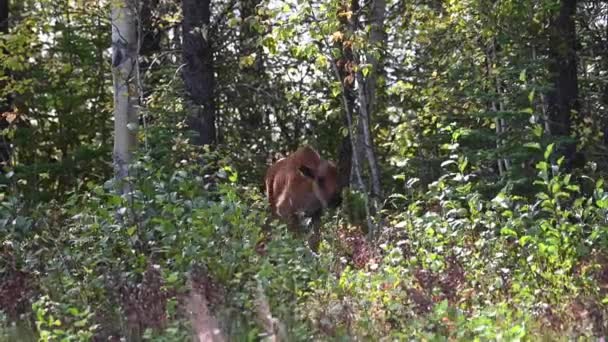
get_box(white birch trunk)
[111,0,139,193]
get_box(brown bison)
[264,145,342,251]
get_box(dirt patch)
[0,250,37,320]
[120,263,169,335]
[182,265,230,342]
[337,226,375,269]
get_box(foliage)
[300,144,608,339]
[0,0,112,201]
[2,0,608,340]
[1,136,327,340]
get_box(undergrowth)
[1,140,608,340]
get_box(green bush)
[2,138,608,340]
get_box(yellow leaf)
[330,31,344,43]
[338,10,352,19]
[239,54,256,68]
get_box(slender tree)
[182,0,216,146]
[546,0,579,169]
[334,0,385,236]
[333,0,356,191]
[485,38,510,176]
[357,0,385,201]
[327,0,377,236]
[0,0,6,31]
[111,0,139,190]
[0,0,11,168]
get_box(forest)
[1,0,608,340]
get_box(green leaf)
[67,307,80,316]
[361,64,371,77]
[596,196,608,209]
[519,235,532,246]
[500,227,518,237]
[528,89,535,103]
[596,178,604,189]
[544,143,554,160]
[228,17,240,28]
[314,55,328,69]
[519,69,527,82]
[166,272,179,284]
[523,142,541,150]
[521,107,533,114]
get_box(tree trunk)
[182,0,216,146]
[355,0,384,200]
[486,39,510,176]
[0,0,7,33]
[602,15,608,146]
[111,0,139,192]
[334,0,357,192]
[604,82,608,145]
[0,0,11,169]
[546,0,579,169]
[364,0,385,116]
[328,0,377,235]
